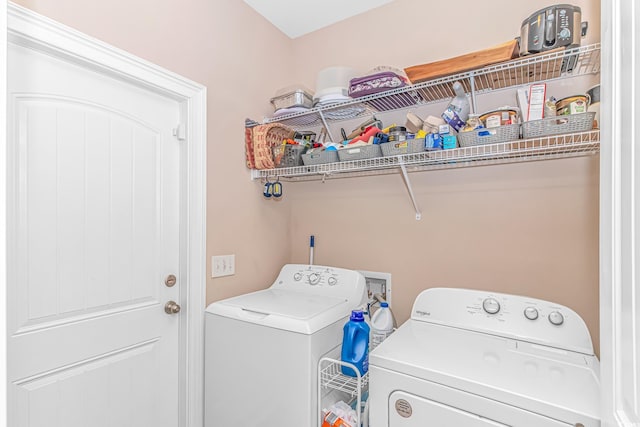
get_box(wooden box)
[404,40,521,84]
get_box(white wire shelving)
[261,43,601,129]
[251,130,600,182]
[250,44,601,219]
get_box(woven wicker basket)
[245,127,256,169]
[252,123,294,169]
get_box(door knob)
[164,301,181,314]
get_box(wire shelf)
[250,130,600,181]
[261,44,600,126]
[319,358,369,397]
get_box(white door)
[7,35,184,426]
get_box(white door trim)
[1,1,9,426]
[6,3,207,426]
[600,0,640,426]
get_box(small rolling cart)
[318,357,369,427]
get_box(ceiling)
[243,0,395,39]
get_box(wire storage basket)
[380,138,426,156]
[522,112,596,138]
[457,123,521,147]
[337,144,383,161]
[272,144,307,167]
[252,123,295,169]
[302,149,339,165]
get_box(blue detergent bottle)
[341,310,370,377]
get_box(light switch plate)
[212,255,235,278]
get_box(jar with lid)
[388,126,407,142]
[461,114,482,132]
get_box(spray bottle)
[441,81,470,132]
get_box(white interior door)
[7,36,184,427]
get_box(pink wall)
[13,0,602,352]
[283,0,602,352]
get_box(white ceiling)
[243,0,395,39]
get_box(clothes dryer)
[369,288,600,427]
[205,264,367,427]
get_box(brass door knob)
[164,301,181,314]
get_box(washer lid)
[205,289,349,334]
[370,320,600,424]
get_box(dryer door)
[389,391,508,426]
[388,391,572,426]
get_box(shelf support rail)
[469,72,478,114]
[399,160,422,220]
[317,110,336,143]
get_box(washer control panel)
[290,266,339,287]
[412,288,594,355]
[271,264,366,304]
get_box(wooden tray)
[404,40,520,84]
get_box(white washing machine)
[205,264,367,427]
[369,288,600,427]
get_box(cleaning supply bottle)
[441,81,470,132]
[370,302,394,351]
[340,310,370,377]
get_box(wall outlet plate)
[358,270,392,306]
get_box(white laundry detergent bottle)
[370,302,394,350]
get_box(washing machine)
[369,288,600,427]
[205,264,367,427]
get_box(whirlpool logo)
[415,310,431,316]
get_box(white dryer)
[369,288,600,427]
[205,264,367,427]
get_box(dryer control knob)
[308,273,320,285]
[327,277,338,286]
[482,298,501,314]
[293,272,303,281]
[524,307,539,320]
[548,311,564,326]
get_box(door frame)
[4,3,207,426]
[600,1,640,425]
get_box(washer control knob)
[482,298,501,314]
[524,307,539,320]
[308,273,321,285]
[327,277,338,286]
[548,311,564,326]
[293,272,303,281]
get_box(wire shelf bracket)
[399,160,422,220]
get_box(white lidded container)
[370,302,394,350]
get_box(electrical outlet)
[212,255,235,278]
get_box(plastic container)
[370,302,394,351]
[341,310,370,377]
[388,126,407,142]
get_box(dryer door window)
[388,391,572,426]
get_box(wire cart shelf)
[318,357,369,427]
